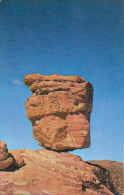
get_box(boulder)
[9,150,25,168]
[24,73,93,151]
[0,141,14,170]
[0,141,25,171]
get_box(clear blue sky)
[1,0,124,162]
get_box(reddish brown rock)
[0,141,14,170]
[24,73,93,151]
[0,148,115,195]
[0,141,24,171]
[9,150,25,168]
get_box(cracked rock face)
[24,74,93,151]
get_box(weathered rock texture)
[24,73,93,151]
[0,148,115,195]
[0,141,24,170]
[0,141,14,170]
[88,160,124,194]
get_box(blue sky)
[1,0,124,162]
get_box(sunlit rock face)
[0,141,25,171]
[24,73,93,151]
[0,141,14,170]
[0,149,115,195]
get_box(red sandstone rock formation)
[0,141,14,170]
[0,141,24,170]
[0,74,117,195]
[0,148,115,195]
[24,73,93,151]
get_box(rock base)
[0,148,115,195]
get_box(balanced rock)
[0,141,14,170]
[24,74,93,151]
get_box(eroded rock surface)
[0,149,115,195]
[0,141,24,171]
[24,74,93,151]
[0,141,14,170]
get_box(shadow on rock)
[0,140,25,172]
[86,161,116,194]
[0,161,26,172]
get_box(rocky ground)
[0,148,119,195]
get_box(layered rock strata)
[0,73,116,194]
[0,148,115,195]
[24,73,93,151]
